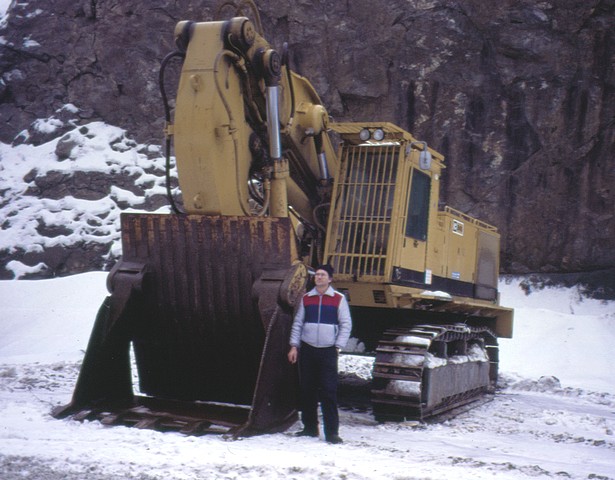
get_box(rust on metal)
[54,213,301,437]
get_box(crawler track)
[371,325,498,421]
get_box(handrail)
[442,206,498,232]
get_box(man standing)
[288,264,352,444]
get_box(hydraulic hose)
[215,0,264,35]
[312,202,330,233]
[159,50,185,215]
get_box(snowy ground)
[1,274,614,479]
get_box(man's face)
[314,269,331,289]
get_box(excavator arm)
[171,17,338,235]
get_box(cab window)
[405,169,430,241]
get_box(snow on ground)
[0,274,614,479]
[498,278,615,395]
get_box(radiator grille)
[328,145,400,279]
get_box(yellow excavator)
[54,2,513,436]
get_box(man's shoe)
[325,434,343,444]
[295,429,318,438]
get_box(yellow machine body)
[324,123,512,338]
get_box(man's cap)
[316,264,334,278]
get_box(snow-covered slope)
[0,114,174,279]
[498,278,615,394]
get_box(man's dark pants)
[298,342,339,438]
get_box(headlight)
[372,128,385,141]
[359,128,371,141]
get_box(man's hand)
[288,346,298,364]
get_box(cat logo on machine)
[452,219,464,236]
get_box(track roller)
[372,324,498,421]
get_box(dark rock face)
[0,0,613,276]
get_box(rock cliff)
[0,0,613,280]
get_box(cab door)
[396,168,431,285]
